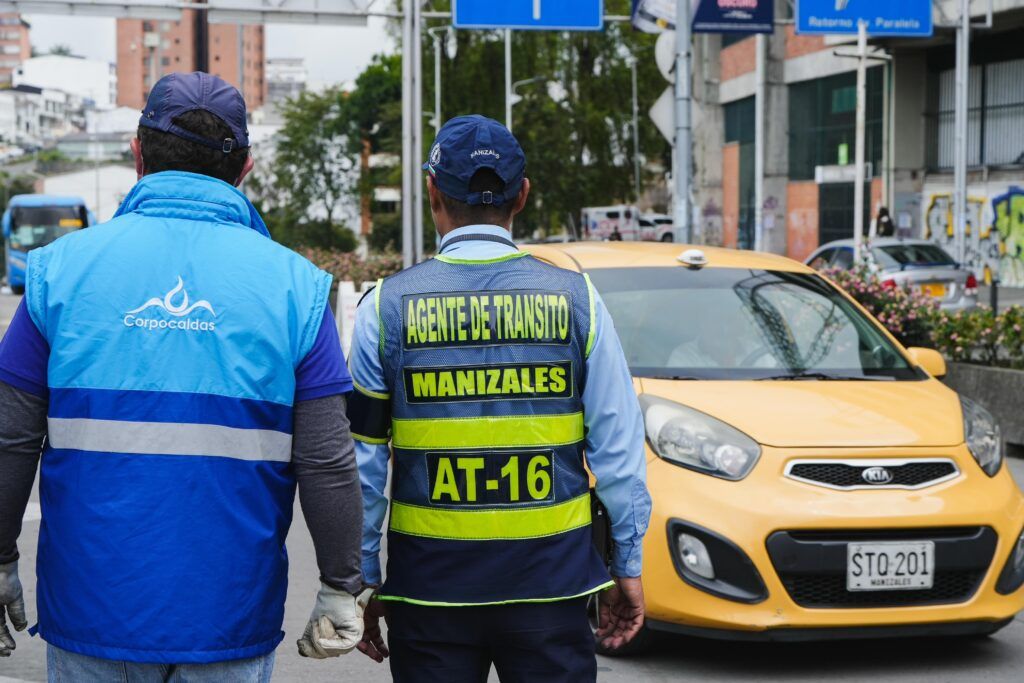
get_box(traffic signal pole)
[853,19,867,262]
[673,0,692,244]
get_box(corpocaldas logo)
[430,143,442,166]
[123,276,217,333]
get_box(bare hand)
[0,561,28,658]
[596,576,645,651]
[355,595,389,663]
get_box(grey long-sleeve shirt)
[0,381,364,594]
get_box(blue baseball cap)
[424,115,525,206]
[139,72,250,152]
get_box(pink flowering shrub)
[825,266,940,348]
[827,266,1024,368]
[298,248,403,285]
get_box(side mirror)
[907,347,947,379]
[2,212,10,239]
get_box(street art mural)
[923,185,1024,287]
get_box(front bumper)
[642,444,1024,636]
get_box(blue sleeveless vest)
[24,172,331,664]
[375,250,612,605]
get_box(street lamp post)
[427,26,457,135]
[508,76,546,133]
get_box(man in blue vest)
[349,115,652,682]
[0,72,366,681]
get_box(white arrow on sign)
[534,0,541,20]
[649,86,675,145]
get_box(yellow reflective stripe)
[352,432,390,445]
[434,252,530,265]
[389,493,592,540]
[391,412,584,450]
[583,273,597,358]
[376,582,615,607]
[353,379,389,401]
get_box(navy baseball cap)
[139,72,250,152]
[424,115,525,206]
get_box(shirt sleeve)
[583,288,652,579]
[295,304,353,402]
[0,300,50,398]
[347,291,391,586]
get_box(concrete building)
[14,55,117,108]
[86,106,142,134]
[0,13,29,85]
[116,13,265,111]
[266,57,306,105]
[57,131,133,161]
[696,1,1024,288]
[42,164,138,223]
[0,85,79,146]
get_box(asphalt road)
[3,290,1024,682]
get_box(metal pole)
[673,0,692,243]
[401,0,414,269]
[413,0,424,263]
[433,30,442,134]
[953,0,970,267]
[505,29,513,131]
[754,33,766,252]
[853,19,867,262]
[631,56,641,202]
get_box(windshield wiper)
[645,375,704,381]
[756,372,894,381]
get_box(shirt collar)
[438,225,515,254]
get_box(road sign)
[649,87,675,145]
[796,0,933,37]
[453,0,604,31]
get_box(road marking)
[0,677,36,683]
[23,502,41,523]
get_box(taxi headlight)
[640,395,761,480]
[961,396,1003,477]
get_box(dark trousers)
[386,597,597,683]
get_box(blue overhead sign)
[453,0,604,31]
[693,0,774,34]
[796,0,933,37]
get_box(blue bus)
[2,195,94,293]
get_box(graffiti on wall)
[923,186,1024,287]
[993,187,1024,287]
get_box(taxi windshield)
[587,267,922,381]
[9,206,85,252]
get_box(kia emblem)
[862,466,894,485]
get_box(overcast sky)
[24,14,394,89]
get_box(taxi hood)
[638,378,965,449]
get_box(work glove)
[0,560,28,657]
[296,583,372,659]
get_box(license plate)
[919,283,947,298]
[847,541,935,592]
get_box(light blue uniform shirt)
[351,225,651,583]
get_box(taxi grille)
[782,570,984,608]
[787,460,958,490]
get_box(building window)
[161,57,170,66]
[724,96,756,249]
[788,67,884,181]
[926,57,1024,169]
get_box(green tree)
[256,88,359,250]
[49,44,73,56]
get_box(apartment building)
[0,13,30,85]
[116,12,265,111]
[694,1,1024,287]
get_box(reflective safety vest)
[368,243,612,605]
[25,172,331,664]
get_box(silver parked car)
[805,238,979,311]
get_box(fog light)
[997,527,1024,595]
[678,533,715,580]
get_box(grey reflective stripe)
[47,417,293,463]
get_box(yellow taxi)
[524,241,1024,649]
